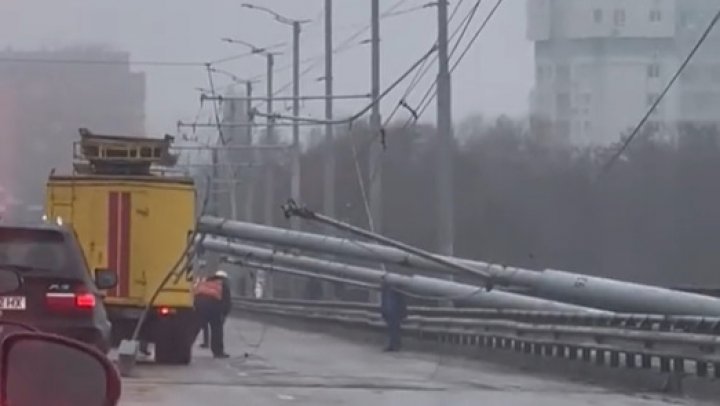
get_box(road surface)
[120,318,710,405]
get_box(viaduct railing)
[234,298,720,380]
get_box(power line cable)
[600,8,720,175]
[256,45,437,126]
[210,50,265,65]
[0,56,206,67]
[384,0,472,126]
[354,1,479,216]
[257,0,414,105]
[408,0,504,127]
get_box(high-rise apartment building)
[528,0,720,146]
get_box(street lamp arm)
[221,38,285,56]
[241,3,311,25]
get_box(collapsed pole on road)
[199,215,720,317]
[222,256,378,291]
[200,237,608,314]
[223,256,376,298]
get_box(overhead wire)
[362,0,476,195]
[253,0,413,108]
[255,45,437,126]
[600,8,720,174]
[344,0,502,307]
[348,0,471,228]
[349,0,475,234]
[0,56,206,67]
[407,0,505,127]
[384,0,470,126]
[209,51,258,65]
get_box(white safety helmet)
[215,270,229,278]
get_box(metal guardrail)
[234,298,720,334]
[234,298,720,379]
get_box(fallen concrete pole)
[201,237,608,314]
[199,216,720,317]
[224,258,379,291]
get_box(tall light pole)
[220,37,282,228]
[242,3,311,231]
[324,0,335,226]
[219,37,283,298]
[436,0,454,256]
[366,0,383,304]
[265,52,276,228]
[207,66,259,221]
[369,0,383,236]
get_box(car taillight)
[75,292,96,308]
[46,291,95,313]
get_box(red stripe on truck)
[107,192,119,297]
[119,192,131,297]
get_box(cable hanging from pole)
[384,0,471,126]
[404,0,505,128]
[255,0,426,109]
[600,8,720,175]
[250,45,438,127]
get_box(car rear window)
[0,228,72,273]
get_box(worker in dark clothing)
[193,270,232,358]
[380,281,407,352]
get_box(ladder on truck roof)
[73,128,179,176]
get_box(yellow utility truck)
[45,128,198,364]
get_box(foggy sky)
[0,0,532,136]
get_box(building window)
[593,9,603,23]
[649,9,662,22]
[580,93,592,105]
[613,9,626,26]
[584,121,592,132]
[647,63,661,78]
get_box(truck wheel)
[155,333,192,365]
[154,312,197,365]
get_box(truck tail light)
[157,306,176,316]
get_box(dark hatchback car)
[0,223,116,353]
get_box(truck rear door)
[106,191,144,302]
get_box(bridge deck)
[120,318,707,405]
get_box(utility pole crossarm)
[279,199,495,286]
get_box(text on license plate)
[0,297,26,310]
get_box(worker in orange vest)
[193,270,231,358]
[193,275,210,348]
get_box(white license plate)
[0,297,26,310]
